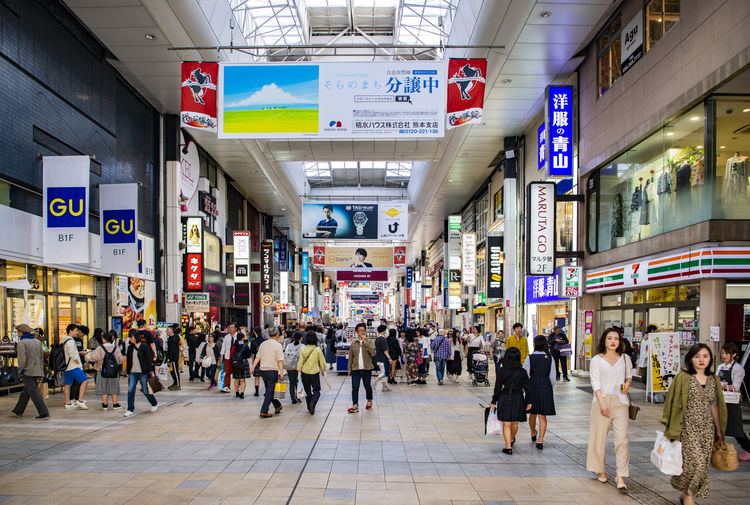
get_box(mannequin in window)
[725,152,748,197]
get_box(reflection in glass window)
[597,14,622,96]
[646,0,680,51]
[713,97,750,219]
[624,290,644,305]
[646,286,676,303]
[678,284,700,301]
[602,294,622,307]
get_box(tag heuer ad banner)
[302,201,407,240]
[218,61,445,139]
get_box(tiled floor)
[0,369,748,505]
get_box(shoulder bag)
[625,356,639,420]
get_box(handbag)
[624,360,639,420]
[722,389,741,404]
[558,344,572,356]
[296,381,305,399]
[147,374,163,393]
[650,431,683,475]
[711,440,738,471]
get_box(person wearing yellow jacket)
[297,331,327,415]
[660,344,727,505]
[504,323,529,366]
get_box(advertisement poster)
[302,202,378,239]
[377,202,408,240]
[179,132,200,215]
[446,58,487,129]
[180,61,218,132]
[219,61,445,139]
[324,247,394,270]
[114,275,156,331]
[313,246,325,269]
[648,332,681,393]
[621,11,643,75]
[186,217,203,253]
[99,183,138,274]
[42,156,90,264]
[393,246,406,268]
[301,251,310,283]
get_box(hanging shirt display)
[657,170,673,194]
[725,153,748,197]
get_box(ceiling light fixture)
[666,132,674,136]
[144,33,156,40]
[448,179,454,182]
[743,108,750,112]
[696,145,703,149]
[503,79,512,84]
[720,145,726,149]
[690,116,700,121]
[281,208,286,211]
[540,11,551,18]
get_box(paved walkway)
[0,368,748,505]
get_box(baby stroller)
[471,351,490,387]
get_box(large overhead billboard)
[302,201,407,240]
[218,62,445,139]
[323,247,395,270]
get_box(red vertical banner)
[446,58,487,129]
[393,246,406,268]
[313,246,326,269]
[181,62,218,132]
[185,253,203,290]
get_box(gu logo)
[47,187,86,228]
[138,239,143,274]
[102,209,136,244]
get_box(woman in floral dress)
[661,344,727,505]
[403,329,419,386]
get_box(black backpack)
[101,345,119,378]
[230,342,244,369]
[49,343,69,372]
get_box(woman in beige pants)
[586,328,633,490]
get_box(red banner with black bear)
[180,62,218,132]
[446,58,487,130]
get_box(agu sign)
[43,156,90,264]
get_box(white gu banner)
[99,184,138,274]
[43,156,90,264]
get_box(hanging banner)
[323,246,395,269]
[302,202,378,239]
[527,182,556,276]
[313,246,326,269]
[233,231,250,283]
[301,251,310,283]
[278,235,288,271]
[181,61,218,132]
[99,183,138,274]
[179,132,200,215]
[621,11,643,75]
[545,85,574,177]
[323,275,331,291]
[302,284,309,312]
[260,241,273,293]
[377,202,408,240]
[537,123,546,171]
[43,156,90,264]
[447,215,462,270]
[393,246,406,268]
[185,217,203,254]
[185,253,203,291]
[219,61,445,139]
[336,270,388,282]
[487,236,503,299]
[279,271,289,304]
[462,232,476,286]
[446,58,487,129]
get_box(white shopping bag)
[486,409,502,436]
[296,381,305,399]
[157,363,170,382]
[650,431,683,476]
[722,389,741,404]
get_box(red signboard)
[393,246,406,268]
[180,62,218,132]
[446,58,487,130]
[186,253,203,290]
[313,246,325,269]
[336,270,388,281]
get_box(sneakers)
[123,411,134,418]
[221,387,231,393]
[168,385,181,391]
[101,403,108,410]
[739,451,750,462]
[34,414,50,421]
[64,403,76,410]
[112,404,122,410]
[75,400,88,410]
[10,410,21,418]
[150,405,158,413]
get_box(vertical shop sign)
[313,246,325,269]
[487,236,504,299]
[584,310,594,360]
[462,232,476,286]
[324,293,331,315]
[43,156,90,264]
[446,58,487,129]
[621,11,643,75]
[301,251,310,283]
[448,269,462,309]
[233,231,250,282]
[323,275,331,291]
[278,235,288,271]
[448,215,462,269]
[406,267,413,306]
[185,253,203,290]
[179,132,200,215]
[393,246,406,268]
[260,241,273,293]
[527,182,556,276]
[185,217,203,253]
[180,61,218,132]
[545,86,573,177]
[279,271,289,304]
[99,183,138,274]
[558,265,582,297]
[537,123,546,171]
[302,284,309,312]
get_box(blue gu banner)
[546,86,573,177]
[100,183,139,274]
[43,156,90,264]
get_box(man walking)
[548,326,570,381]
[505,323,529,366]
[62,324,89,410]
[347,323,376,413]
[186,326,199,381]
[166,324,182,391]
[374,325,391,392]
[430,329,451,385]
[252,329,285,418]
[219,323,239,393]
[10,324,49,420]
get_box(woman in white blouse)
[586,328,633,490]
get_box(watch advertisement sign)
[545,86,573,177]
[260,241,273,293]
[527,182,556,276]
[487,236,504,299]
[302,201,407,240]
[99,183,138,274]
[219,61,445,139]
[186,217,203,254]
[42,156,90,264]
[558,265,583,297]
[621,11,643,75]
[462,232,476,286]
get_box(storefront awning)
[473,306,488,314]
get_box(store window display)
[713,98,750,219]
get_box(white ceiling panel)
[501,58,570,75]
[71,7,156,28]
[508,42,581,61]
[517,23,593,44]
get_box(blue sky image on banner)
[222,65,319,134]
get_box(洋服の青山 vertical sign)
[43,156,90,264]
[527,182,556,276]
[446,58,487,129]
[537,123,545,171]
[181,62,218,132]
[260,241,273,293]
[100,183,138,274]
[545,86,573,177]
[487,236,503,299]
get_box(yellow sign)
[261,294,274,307]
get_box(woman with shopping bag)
[489,347,532,455]
[717,342,750,460]
[661,344,727,505]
